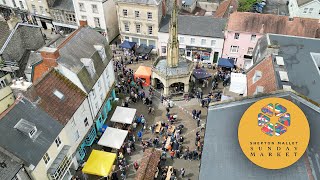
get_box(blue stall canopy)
[193,68,212,80]
[119,40,136,49]
[217,58,235,68]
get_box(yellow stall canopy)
[82,150,117,177]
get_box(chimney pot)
[79,20,88,27]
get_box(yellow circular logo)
[238,97,310,169]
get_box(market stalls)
[82,150,116,177]
[134,66,152,86]
[217,58,235,69]
[119,40,136,50]
[98,127,129,149]
[111,106,137,125]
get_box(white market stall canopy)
[111,106,137,124]
[98,127,128,149]
[229,72,247,95]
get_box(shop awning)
[119,40,136,49]
[193,68,212,80]
[229,72,247,95]
[111,106,136,124]
[217,58,234,68]
[98,127,128,149]
[82,150,116,177]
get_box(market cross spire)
[166,0,179,68]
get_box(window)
[100,93,103,101]
[74,130,80,141]
[124,36,129,40]
[303,8,308,13]
[148,26,153,35]
[92,4,98,13]
[211,40,216,46]
[81,15,87,20]
[190,38,195,44]
[95,102,98,110]
[55,137,62,147]
[31,4,37,14]
[39,6,44,15]
[53,90,64,100]
[254,86,264,95]
[147,12,152,19]
[98,80,101,89]
[94,17,100,28]
[251,35,256,41]
[230,45,239,53]
[53,11,63,22]
[43,153,50,164]
[309,8,314,14]
[124,22,129,32]
[84,118,89,127]
[71,118,76,127]
[66,14,76,23]
[201,39,206,45]
[135,11,140,18]
[253,70,262,83]
[29,128,36,137]
[247,47,254,55]
[179,37,184,44]
[234,33,240,39]
[149,40,156,48]
[92,88,96,98]
[12,0,16,7]
[49,156,72,180]
[161,46,166,54]
[79,3,85,12]
[19,1,24,8]
[0,79,7,89]
[123,9,127,16]
[136,24,141,33]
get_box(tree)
[238,0,257,12]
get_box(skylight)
[53,90,64,100]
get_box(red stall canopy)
[134,66,152,86]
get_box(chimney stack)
[79,20,88,27]
[39,47,60,67]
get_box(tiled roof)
[227,12,320,38]
[214,0,237,18]
[26,69,87,125]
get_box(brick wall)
[247,56,278,96]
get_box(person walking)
[197,118,200,127]
[170,150,175,160]
[180,168,185,178]
[137,130,143,141]
[192,109,196,119]
[133,161,139,171]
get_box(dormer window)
[14,119,38,139]
[80,58,96,77]
[94,45,106,60]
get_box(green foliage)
[238,0,257,12]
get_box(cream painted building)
[0,74,14,114]
[25,0,53,29]
[116,0,164,50]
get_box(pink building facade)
[222,31,262,70]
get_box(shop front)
[185,46,213,63]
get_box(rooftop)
[200,91,320,179]
[0,21,10,49]
[297,0,319,6]
[214,0,237,18]
[227,12,320,38]
[115,0,161,5]
[159,15,227,38]
[50,0,74,11]
[154,57,193,76]
[0,97,63,166]
[0,151,21,180]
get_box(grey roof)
[0,151,21,180]
[159,15,227,38]
[200,91,320,179]
[182,0,195,6]
[297,0,319,6]
[51,0,74,11]
[0,97,63,166]
[25,51,42,74]
[116,0,161,5]
[0,21,10,49]
[265,34,320,104]
[58,27,113,93]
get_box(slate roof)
[214,0,237,18]
[0,21,10,49]
[256,34,320,104]
[159,15,227,38]
[0,97,63,166]
[200,91,320,179]
[57,27,113,93]
[297,0,319,6]
[227,12,320,38]
[0,151,21,180]
[26,69,87,125]
[116,0,161,5]
[51,0,74,11]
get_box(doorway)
[213,52,219,63]
[41,21,47,29]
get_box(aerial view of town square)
[0,0,320,179]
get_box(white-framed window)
[148,26,153,35]
[254,86,264,95]
[0,79,7,89]
[124,22,129,32]
[161,46,166,54]
[79,3,85,11]
[84,118,89,127]
[43,153,50,164]
[66,14,76,23]
[230,45,239,53]
[253,70,262,83]
[123,9,127,16]
[251,35,256,41]
[12,0,16,7]
[39,6,45,15]
[136,24,141,33]
[303,8,308,13]
[234,33,240,39]
[147,12,152,19]
[211,40,216,46]
[92,4,98,13]
[247,47,254,55]
[201,39,206,45]
[309,8,314,14]
[19,1,24,8]
[31,4,37,14]
[135,11,140,18]
[81,15,87,20]
[94,17,100,28]
[190,38,195,44]
[179,36,184,44]
[55,137,62,147]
